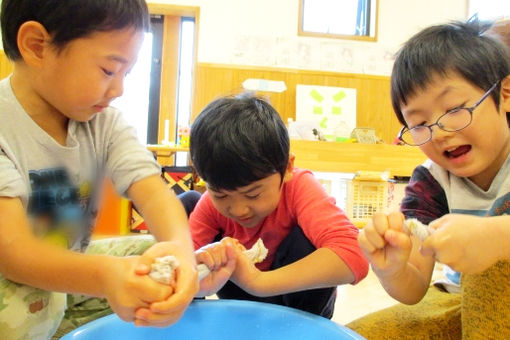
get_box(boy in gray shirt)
[0,0,198,338]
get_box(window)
[175,18,196,166]
[111,15,163,145]
[112,7,198,167]
[469,0,509,20]
[110,31,153,144]
[299,0,377,41]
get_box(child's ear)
[283,153,295,182]
[501,74,510,113]
[17,21,51,67]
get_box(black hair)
[391,19,510,127]
[190,93,290,191]
[1,0,150,61]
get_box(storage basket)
[346,172,389,228]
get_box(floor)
[332,268,398,325]
[331,263,445,326]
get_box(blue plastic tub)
[62,299,365,339]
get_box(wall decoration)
[296,84,357,140]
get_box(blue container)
[62,299,365,340]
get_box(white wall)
[150,0,468,75]
[0,1,469,75]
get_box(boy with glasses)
[349,19,510,339]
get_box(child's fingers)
[358,229,377,254]
[209,247,228,271]
[372,212,390,236]
[362,226,386,250]
[196,249,215,268]
[134,256,152,275]
[148,261,198,313]
[136,276,175,302]
[224,242,238,264]
[387,211,405,232]
[384,228,412,250]
[198,243,232,271]
[363,216,388,250]
[420,232,440,258]
[221,237,246,252]
[427,215,445,231]
[134,307,184,328]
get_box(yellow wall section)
[0,50,13,79]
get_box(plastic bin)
[61,299,364,340]
[346,171,389,228]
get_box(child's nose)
[228,201,250,217]
[106,76,124,99]
[430,125,453,141]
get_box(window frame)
[146,3,199,166]
[146,15,164,145]
[298,0,378,42]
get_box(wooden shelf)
[146,141,427,178]
[146,144,189,154]
[290,140,427,177]
[146,144,189,166]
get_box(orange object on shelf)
[94,179,131,235]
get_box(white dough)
[243,238,269,264]
[149,255,180,284]
[404,218,430,242]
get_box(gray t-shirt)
[0,76,162,338]
[0,76,160,251]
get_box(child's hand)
[133,241,199,327]
[102,255,174,323]
[358,211,413,281]
[230,249,263,295]
[421,214,503,274]
[196,237,238,296]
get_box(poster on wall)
[295,84,357,140]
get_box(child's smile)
[444,145,471,159]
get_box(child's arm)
[124,174,198,327]
[358,211,435,304]
[421,214,510,274]
[0,196,173,322]
[230,246,354,297]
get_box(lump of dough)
[149,255,180,284]
[243,238,268,264]
[404,218,429,242]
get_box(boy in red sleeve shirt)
[189,93,368,318]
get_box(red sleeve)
[289,170,369,284]
[188,192,223,250]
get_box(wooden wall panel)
[192,63,402,143]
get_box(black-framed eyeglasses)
[398,81,500,146]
